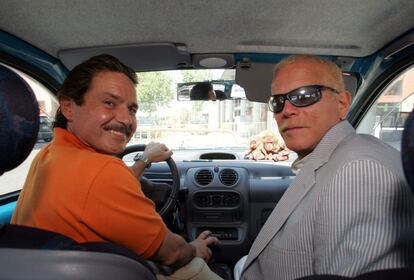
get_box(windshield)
[131,69,291,161]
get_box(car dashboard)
[144,160,295,264]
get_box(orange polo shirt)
[12,128,166,259]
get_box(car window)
[356,65,414,150]
[0,64,58,195]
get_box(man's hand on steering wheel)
[144,142,173,162]
[130,142,173,178]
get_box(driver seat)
[0,64,156,280]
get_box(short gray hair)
[273,54,346,92]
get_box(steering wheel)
[117,144,180,219]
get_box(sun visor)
[236,62,359,103]
[236,62,274,103]
[58,43,191,71]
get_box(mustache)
[103,123,133,137]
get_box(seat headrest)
[401,110,414,192]
[0,64,39,175]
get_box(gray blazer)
[241,121,414,280]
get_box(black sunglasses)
[268,85,340,113]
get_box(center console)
[184,166,250,263]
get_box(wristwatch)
[133,153,152,168]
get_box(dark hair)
[190,82,213,100]
[54,54,137,128]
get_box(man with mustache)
[12,54,220,279]
[237,55,414,279]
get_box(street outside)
[0,142,46,195]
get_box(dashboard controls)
[193,211,241,223]
[193,168,239,187]
[193,191,241,208]
[197,227,239,240]
[194,169,214,186]
[219,168,238,186]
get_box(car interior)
[1,0,414,279]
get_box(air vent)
[219,169,238,186]
[195,169,213,186]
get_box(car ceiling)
[1,0,414,65]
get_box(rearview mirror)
[177,80,238,101]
